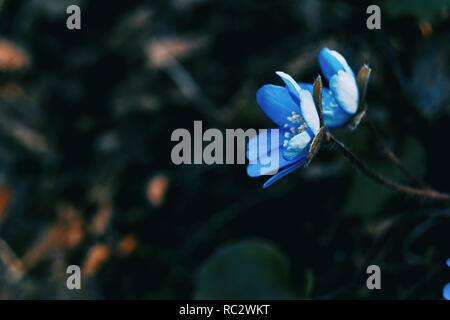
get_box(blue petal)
[284,131,312,161]
[444,283,450,300]
[246,128,290,162]
[323,106,353,129]
[262,156,306,188]
[329,71,359,114]
[247,128,299,177]
[318,48,354,81]
[299,90,320,134]
[298,82,351,129]
[256,85,298,127]
[298,82,313,92]
[247,151,299,177]
[298,82,338,111]
[275,71,301,106]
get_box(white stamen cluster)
[325,91,338,108]
[282,111,307,148]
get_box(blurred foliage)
[195,240,296,299]
[0,0,448,300]
[383,0,449,23]
[343,137,426,217]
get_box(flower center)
[282,111,307,147]
[325,90,339,108]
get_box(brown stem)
[327,133,450,202]
[364,116,430,189]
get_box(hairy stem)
[327,133,450,202]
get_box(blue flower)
[444,283,450,300]
[444,258,450,300]
[246,71,320,188]
[298,48,359,129]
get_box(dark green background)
[0,0,449,299]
